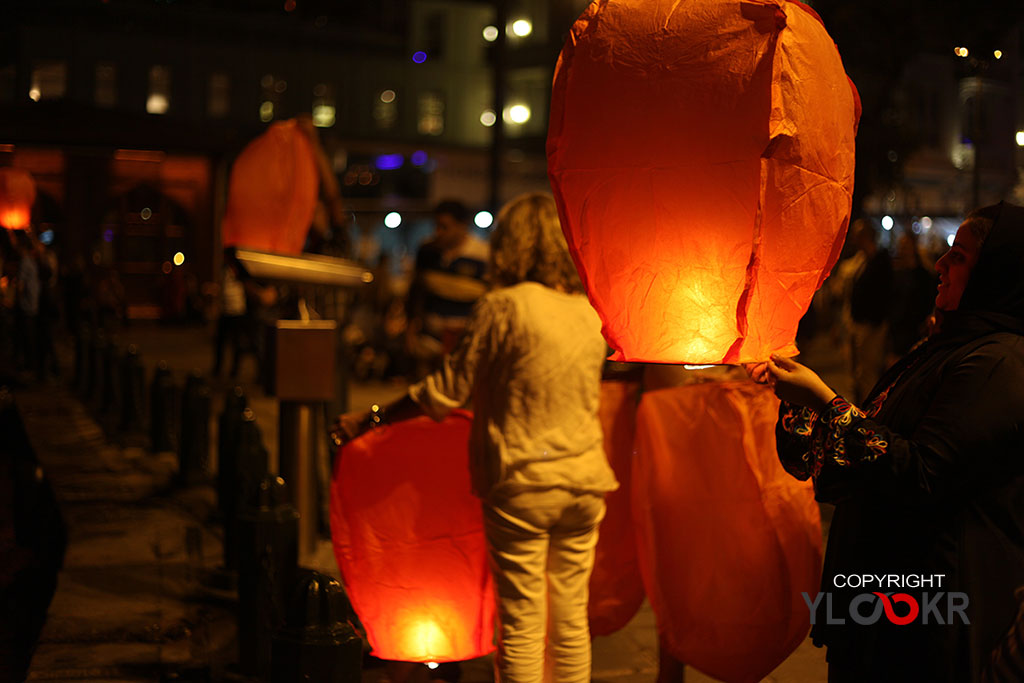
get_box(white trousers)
[484,489,605,683]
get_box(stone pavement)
[18,323,850,682]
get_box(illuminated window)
[95,63,117,108]
[208,73,229,118]
[417,92,444,136]
[312,83,335,127]
[30,61,67,101]
[147,65,170,114]
[260,74,285,122]
[374,90,398,130]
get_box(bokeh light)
[881,215,894,231]
[480,110,496,127]
[482,26,498,42]
[505,104,530,124]
[474,211,493,229]
[384,212,402,229]
[412,51,427,64]
[173,251,185,266]
[511,19,532,37]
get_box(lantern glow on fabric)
[221,120,318,255]
[330,411,495,663]
[0,168,36,230]
[547,0,860,364]
[632,381,822,682]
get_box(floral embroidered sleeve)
[775,401,821,480]
[778,343,1024,503]
[776,395,892,497]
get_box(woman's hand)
[330,410,371,448]
[748,354,837,412]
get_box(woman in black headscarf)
[751,202,1024,682]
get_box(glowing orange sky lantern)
[0,167,36,230]
[633,381,821,682]
[548,0,860,364]
[330,411,495,663]
[221,119,318,255]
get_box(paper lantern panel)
[548,0,860,364]
[330,411,495,663]
[632,381,821,683]
[588,380,645,636]
[221,119,318,255]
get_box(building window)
[374,89,398,130]
[417,92,444,136]
[95,63,117,108]
[260,73,286,123]
[312,83,335,128]
[208,73,229,118]
[147,65,170,114]
[29,61,67,101]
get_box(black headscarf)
[866,201,1024,407]
[948,201,1024,337]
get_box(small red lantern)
[548,0,860,364]
[588,380,645,636]
[330,411,495,663]
[633,381,821,682]
[221,120,318,255]
[0,167,36,230]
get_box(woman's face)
[935,223,982,311]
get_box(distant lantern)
[221,119,319,255]
[0,167,36,230]
[548,0,860,364]
[330,411,495,663]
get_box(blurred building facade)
[0,0,589,314]
[861,25,1024,249]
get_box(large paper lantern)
[330,411,495,663]
[588,380,645,636]
[632,381,821,682]
[0,167,36,230]
[548,0,860,364]
[221,120,318,255]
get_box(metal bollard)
[271,571,362,683]
[237,474,299,680]
[120,345,146,435]
[84,332,105,402]
[178,371,212,486]
[72,327,91,392]
[100,340,121,430]
[149,362,178,453]
[224,409,270,570]
[217,387,247,566]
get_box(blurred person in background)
[12,231,39,377]
[888,230,937,362]
[212,248,248,379]
[846,219,893,403]
[405,199,489,377]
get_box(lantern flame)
[400,617,453,662]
